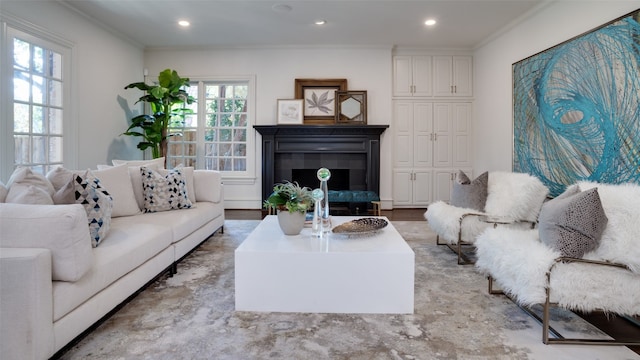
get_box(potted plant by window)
[263,181,313,235]
[122,69,195,161]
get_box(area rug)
[61,220,639,360]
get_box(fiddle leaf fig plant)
[123,69,195,159]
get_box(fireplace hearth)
[254,125,388,204]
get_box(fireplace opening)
[291,168,350,191]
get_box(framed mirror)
[336,90,367,124]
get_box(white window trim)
[174,74,257,184]
[1,13,77,181]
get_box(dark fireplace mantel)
[254,125,388,202]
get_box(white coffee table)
[235,216,414,314]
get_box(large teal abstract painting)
[513,10,640,196]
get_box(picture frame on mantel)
[276,99,303,124]
[335,90,367,124]
[295,78,347,125]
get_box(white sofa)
[0,168,224,359]
[475,181,640,344]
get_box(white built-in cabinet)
[392,54,474,207]
[392,101,473,207]
[392,56,432,97]
[433,56,473,97]
[393,55,473,98]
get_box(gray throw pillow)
[538,187,608,258]
[450,171,488,211]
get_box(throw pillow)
[5,167,55,204]
[112,157,165,169]
[0,181,7,203]
[6,185,54,205]
[52,177,76,204]
[93,164,141,217]
[450,171,488,211]
[74,170,113,247]
[158,166,196,205]
[46,166,76,191]
[538,187,608,258]
[140,166,193,213]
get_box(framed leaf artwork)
[294,79,347,124]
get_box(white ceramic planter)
[276,210,306,235]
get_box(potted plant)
[122,69,196,161]
[263,181,313,235]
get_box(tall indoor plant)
[123,69,195,159]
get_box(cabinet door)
[412,56,432,97]
[412,169,432,205]
[393,101,414,168]
[433,169,455,202]
[393,56,413,97]
[432,103,452,168]
[452,56,473,97]
[433,56,454,96]
[413,102,433,168]
[393,169,414,205]
[451,103,472,168]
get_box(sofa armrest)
[1,248,55,360]
[193,170,223,203]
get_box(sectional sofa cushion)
[538,187,608,258]
[0,203,93,282]
[112,157,165,168]
[52,216,174,321]
[450,171,488,211]
[93,165,141,217]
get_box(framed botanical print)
[294,78,347,124]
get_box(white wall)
[473,1,640,173]
[1,1,145,172]
[144,46,393,209]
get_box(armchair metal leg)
[496,276,640,346]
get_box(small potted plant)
[263,181,313,235]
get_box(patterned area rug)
[61,220,638,360]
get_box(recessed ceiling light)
[272,4,292,13]
[314,19,326,26]
[178,20,190,27]
[424,19,437,26]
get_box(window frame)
[1,14,76,181]
[167,75,257,184]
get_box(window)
[167,77,255,178]
[1,21,73,179]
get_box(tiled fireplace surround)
[254,125,388,202]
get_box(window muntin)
[11,36,65,175]
[167,80,251,175]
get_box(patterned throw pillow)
[140,166,193,213]
[74,170,113,247]
[538,187,608,258]
[450,171,489,211]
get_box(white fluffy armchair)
[475,182,640,345]
[425,171,549,264]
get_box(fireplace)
[254,125,388,203]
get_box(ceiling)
[56,0,546,49]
